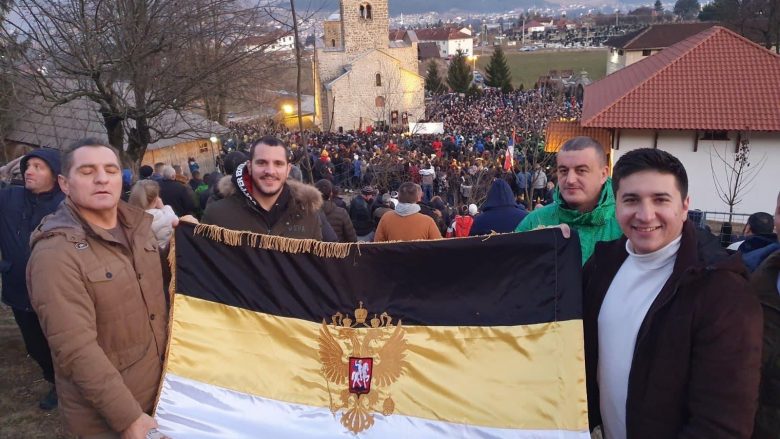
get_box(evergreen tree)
[484,45,513,92]
[673,0,700,20]
[447,50,472,94]
[424,60,446,94]
[654,0,664,12]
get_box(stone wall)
[323,20,342,49]
[327,50,424,131]
[341,0,389,54]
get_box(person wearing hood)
[374,182,441,242]
[515,136,622,265]
[0,148,64,410]
[202,136,322,239]
[469,179,528,236]
[583,149,762,439]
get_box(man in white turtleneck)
[582,148,762,439]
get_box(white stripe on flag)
[156,373,590,439]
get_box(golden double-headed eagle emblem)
[318,302,408,434]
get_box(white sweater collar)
[625,234,682,270]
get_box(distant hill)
[390,0,555,14]
[314,0,562,16]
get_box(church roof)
[582,26,780,131]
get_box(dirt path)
[0,305,70,438]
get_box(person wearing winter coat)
[27,139,168,438]
[0,148,64,410]
[315,179,357,243]
[202,136,322,240]
[446,205,475,238]
[749,192,780,439]
[469,179,527,236]
[515,137,622,265]
[583,149,762,439]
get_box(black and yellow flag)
[155,223,588,438]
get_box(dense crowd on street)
[0,88,777,439]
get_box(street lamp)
[467,55,477,75]
[282,104,294,115]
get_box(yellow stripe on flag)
[167,294,588,431]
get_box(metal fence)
[689,210,752,247]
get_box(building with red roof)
[604,22,717,74]
[395,27,474,58]
[582,25,780,215]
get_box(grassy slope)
[0,305,71,438]
[476,49,608,89]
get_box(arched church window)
[359,5,365,18]
[375,96,385,107]
[331,39,336,47]
[366,4,372,19]
[375,73,382,86]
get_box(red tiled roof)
[604,22,717,50]
[582,26,780,131]
[414,28,472,41]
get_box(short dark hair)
[612,148,688,199]
[559,136,607,166]
[747,212,774,235]
[314,179,333,200]
[62,138,120,176]
[398,182,421,203]
[249,135,290,164]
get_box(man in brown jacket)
[374,182,441,242]
[27,138,168,439]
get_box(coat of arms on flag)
[320,302,406,433]
[155,223,590,438]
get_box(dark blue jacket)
[469,179,528,236]
[0,148,64,311]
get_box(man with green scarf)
[515,137,622,264]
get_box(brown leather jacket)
[27,198,168,436]
[583,221,763,439]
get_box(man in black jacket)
[583,148,762,439]
[0,148,64,410]
[158,165,196,217]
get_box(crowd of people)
[0,89,777,439]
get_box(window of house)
[366,4,372,19]
[700,130,730,141]
[375,73,381,86]
[642,49,651,56]
[359,5,365,18]
[331,39,336,47]
[199,144,209,153]
[618,49,624,56]
[375,96,385,107]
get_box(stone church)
[313,0,424,132]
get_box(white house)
[583,26,780,217]
[412,27,474,58]
[603,22,716,75]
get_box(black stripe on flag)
[174,223,583,327]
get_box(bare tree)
[710,133,766,222]
[4,0,280,168]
